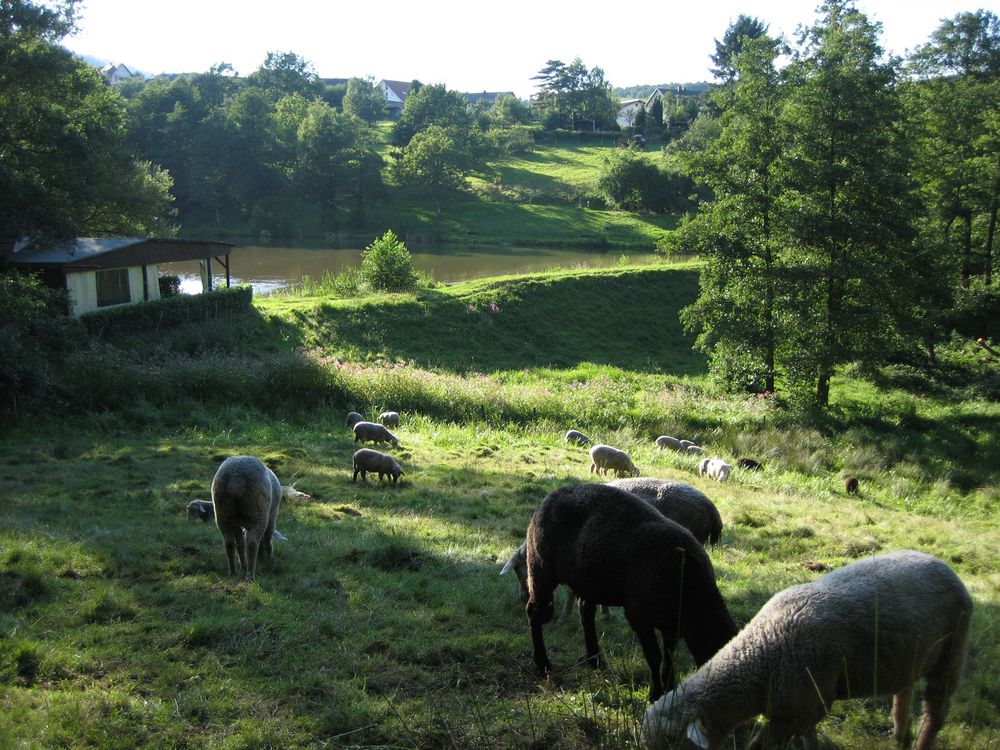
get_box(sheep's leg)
[527,598,554,675]
[625,612,664,701]
[244,533,260,581]
[222,530,240,576]
[913,681,951,750]
[658,631,679,695]
[892,688,913,748]
[579,599,603,669]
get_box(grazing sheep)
[699,458,731,482]
[686,444,706,456]
[655,435,683,451]
[518,483,738,701]
[345,411,364,428]
[589,444,639,477]
[352,421,400,448]
[187,498,215,522]
[502,541,609,622]
[353,448,404,483]
[735,457,762,471]
[378,410,400,428]
[607,478,723,546]
[845,476,859,494]
[642,550,972,750]
[679,439,695,450]
[211,456,291,581]
[564,429,591,446]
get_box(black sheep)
[522,483,738,702]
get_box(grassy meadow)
[2,263,1000,748]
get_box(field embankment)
[2,264,999,748]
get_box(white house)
[100,62,137,85]
[376,79,412,117]
[617,98,644,128]
[6,237,234,318]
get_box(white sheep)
[564,429,591,446]
[352,421,400,447]
[187,498,299,542]
[352,448,404,483]
[378,410,400,428]
[642,550,973,750]
[588,444,639,477]
[699,457,730,482]
[655,435,683,451]
[211,456,310,581]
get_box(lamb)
[378,410,400,428]
[352,448,404,483]
[188,497,302,541]
[655,435,683,451]
[589,444,639,477]
[352,421,400,447]
[686,444,706,456]
[516,483,738,702]
[642,550,972,750]
[607,477,723,546]
[564,429,591,446]
[210,456,305,581]
[345,411,364,428]
[735,456,762,471]
[699,457,731,482]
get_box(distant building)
[464,91,515,107]
[617,98,644,128]
[100,62,137,85]
[376,79,413,117]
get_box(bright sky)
[62,0,999,99]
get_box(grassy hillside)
[3,265,999,749]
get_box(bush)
[360,230,419,292]
[158,274,181,297]
[947,281,1000,340]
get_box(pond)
[158,242,662,296]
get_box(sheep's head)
[283,486,312,502]
[642,686,708,749]
[500,542,529,603]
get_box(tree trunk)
[962,212,973,289]
[985,176,998,286]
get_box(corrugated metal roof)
[9,237,234,270]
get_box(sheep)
[345,411,364,428]
[655,435,683,451]
[353,448,404,483]
[699,458,731,482]
[686,444,706,456]
[352,421,400,448]
[501,541,609,623]
[607,477,723,546]
[735,456,762,471]
[517,483,738,702]
[378,410,400,428]
[187,498,215,522]
[211,456,297,581]
[564,429,591,446]
[679,439,695,450]
[589,444,639,477]
[642,550,973,750]
[845,476,860,494]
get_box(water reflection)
[159,242,662,296]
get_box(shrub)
[360,230,418,292]
[158,274,181,298]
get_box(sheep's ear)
[500,556,516,576]
[686,719,711,750]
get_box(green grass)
[3,264,1000,748]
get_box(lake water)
[158,242,661,296]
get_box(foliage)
[343,76,385,124]
[359,230,418,292]
[946,280,1000,339]
[488,93,534,127]
[80,285,254,338]
[157,274,181,298]
[399,125,469,215]
[391,83,473,147]
[0,0,175,239]
[596,148,689,214]
[710,14,770,83]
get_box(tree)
[343,76,385,124]
[531,58,620,130]
[392,83,472,146]
[908,11,1000,287]
[711,15,770,83]
[0,0,174,239]
[360,230,417,291]
[489,94,533,127]
[399,125,468,216]
[780,0,920,406]
[678,36,786,393]
[248,51,321,101]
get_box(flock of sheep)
[189,412,971,749]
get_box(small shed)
[5,237,235,318]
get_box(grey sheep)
[352,421,400,447]
[516,483,738,702]
[564,429,591,446]
[502,540,610,623]
[607,477,723,546]
[679,439,695,450]
[655,435,683,451]
[353,448,404,483]
[686,444,706,456]
[642,550,973,750]
[211,456,310,581]
[188,498,300,541]
[345,411,364,428]
[379,411,401,428]
[589,444,639,477]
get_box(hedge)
[81,285,254,338]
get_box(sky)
[61,0,1000,99]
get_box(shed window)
[96,268,131,307]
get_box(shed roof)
[8,237,234,271]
